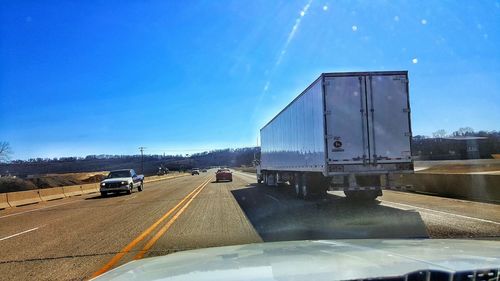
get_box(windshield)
[0,1,498,280]
[107,171,131,178]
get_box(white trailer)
[257,71,413,200]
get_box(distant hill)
[1,130,498,177]
[0,147,260,177]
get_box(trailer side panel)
[260,78,325,172]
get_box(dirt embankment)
[0,177,39,193]
[0,171,108,193]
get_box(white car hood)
[101,177,130,183]
[92,239,500,281]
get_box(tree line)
[0,146,260,176]
[0,127,498,175]
[413,128,499,160]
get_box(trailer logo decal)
[333,141,343,148]
[332,140,344,152]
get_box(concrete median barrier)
[39,187,66,201]
[0,173,189,209]
[396,173,500,203]
[0,193,10,209]
[81,184,99,194]
[63,185,83,197]
[7,190,42,207]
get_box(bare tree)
[0,141,12,163]
[453,127,475,137]
[432,129,447,138]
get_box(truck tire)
[266,173,276,187]
[314,187,328,199]
[138,182,143,192]
[301,173,311,200]
[126,184,133,194]
[344,190,379,201]
[363,191,379,201]
[301,185,310,200]
[293,173,302,198]
[310,174,329,198]
[101,192,108,197]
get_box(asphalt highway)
[0,170,499,280]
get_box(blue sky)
[1,0,499,160]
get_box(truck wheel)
[314,187,328,199]
[362,190,380,201]
[266,173,276,187]
[294,183,301,198]
[138,182,143,192]
[101,192,108,197]
[127,184,133,194]
[344,190,357,200]
[301,174,311,200]
[293,173,302,198]
[310,174,329,198]
[257,179,262,184]
[301,185,310,200]
[344,190,379,201]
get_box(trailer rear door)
[366,74,412,163]
[324,76,370,164]
[324,73,411,165]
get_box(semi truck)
[256,71,413,200]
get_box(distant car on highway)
[215,168,232,182]
[201,169,207,172]
[157,166,169,176]
[100,169,144,197]
[191,168,200,175]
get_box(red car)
[215,169,232,182]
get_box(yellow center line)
[91,177,212,278]
[134,177,212,260]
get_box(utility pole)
[139,147,146,174]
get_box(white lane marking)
[265,194,280,203]
[382,201,500,225]
[464,171,500,175]
[233,172,256,180]
[413,167,429,172]
[0,200,77,219]
[0,227,39,241]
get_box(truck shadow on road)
[231,184,429,242]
